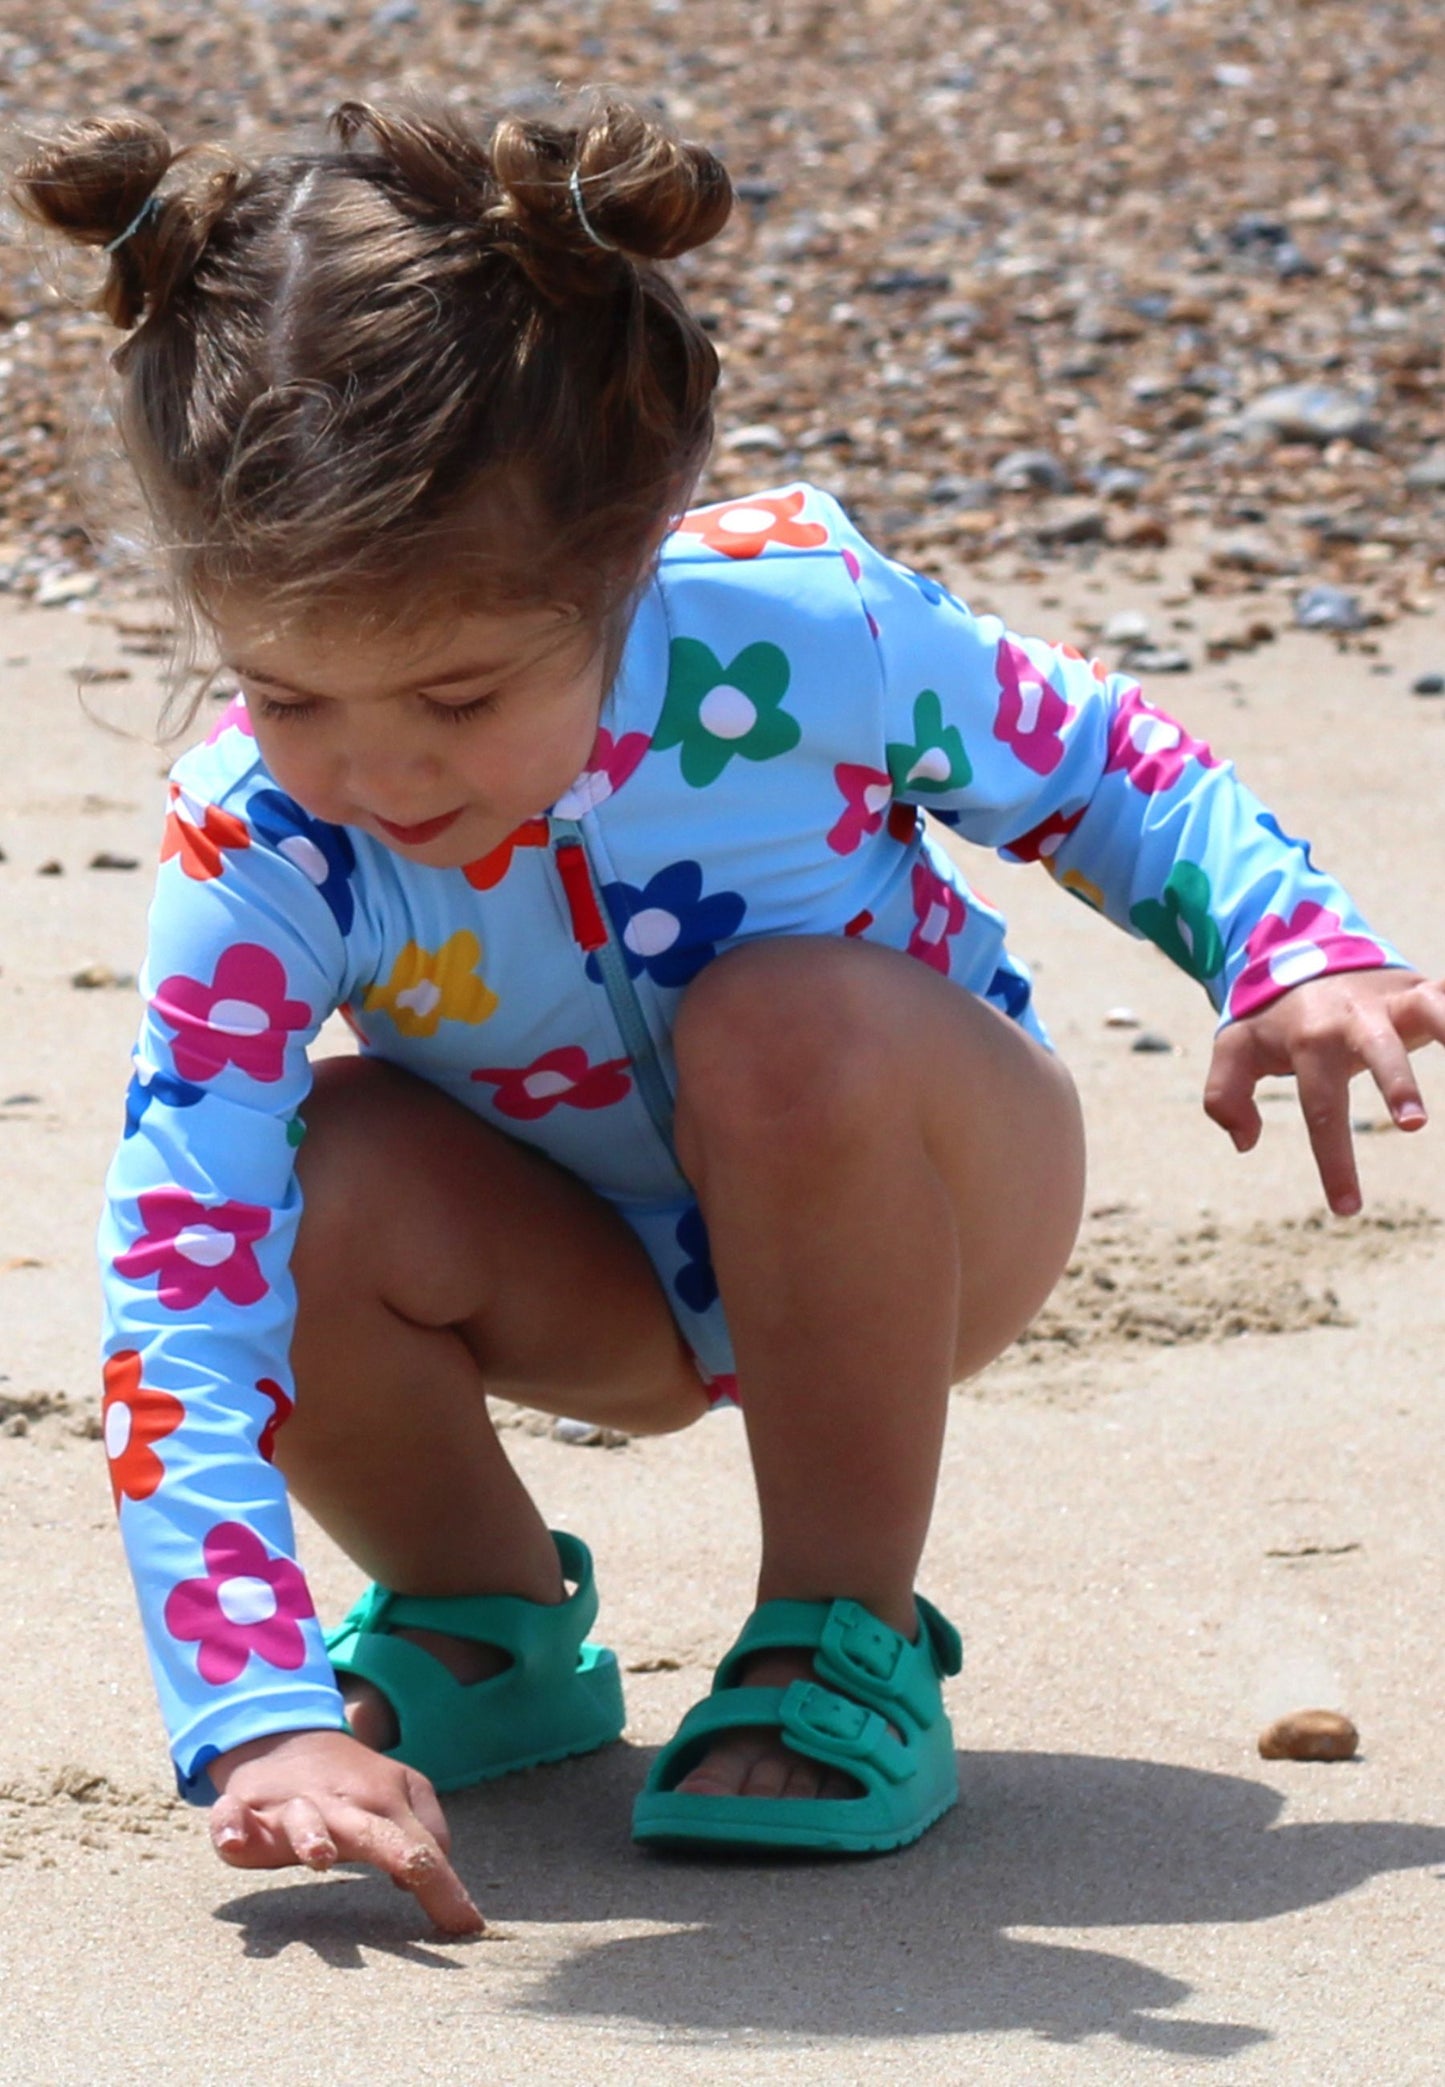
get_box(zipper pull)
[555,838,608,952]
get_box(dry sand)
[1,561,1443,2085]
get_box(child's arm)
[825,499,1440,1203]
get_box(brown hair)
[11,91,731,710]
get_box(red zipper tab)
[555,839,608,952]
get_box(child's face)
[217,601,612,868]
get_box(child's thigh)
[293,1054,704,1425]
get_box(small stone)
[2,1415,28,1438]
[927,474,994,510]
[721,423,787,454]
[372,0,419,22]
[87,851,140,871]
[551,1417,602,1446]
[1410,672,1445,696]
[70,963,123,989]
[1257,1709,1359,1762]
[1096,467,1147,503]
[1131,1031,1175,1054]
[35,569,99,607]
[1033,501,1106,546]
[1404,448,1445,492]
[1241,384,1378,447]
[1104,1006,1141,1029]
[1106,511,1170,550]
[1121,646,1192,674]
[1294,585,1366,633]
[992,449,1071,494]
[2,1093,40,1106]
[36,860,63,876]
[864,268,951,295]
[1102,610,1151,646]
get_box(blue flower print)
[901,565,968,616]
[124,1065,206,1138]
[1256,810,1317,872]
[247,789,357,935]
[585,861,747,989]
[673,1204,719,1315]
[984,965,1032,1023]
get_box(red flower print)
[1106,689,1218,796]
[1057,644,1107,682]
[675,489,829,561]
[255,1378,294,1463]
[1229,904,1387,1020]
[101,1350,185,1510]
[204,696,256,746]
[827,764,893,855]
[164,1522,314,1686]
[113,1189,270,1312]
[1001,804,1087,863]
[552,728,652,819]
[462,816,550,891]
[154,943,310,1084]
[844,909,874,937]
[159,784,252,882]
[907,861,967,974]
[993,639,1074,777]
[471,1045,632,1121]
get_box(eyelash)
[249,692,497,725]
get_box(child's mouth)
[373,809,464,845]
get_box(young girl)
[17,94,1443,1938]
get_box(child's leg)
[669,936,1086,1800]
[279,1056,707,1744]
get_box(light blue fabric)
[97,484,1408,1796]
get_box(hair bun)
[490,91,732,280]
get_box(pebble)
[1102,610,1151,646]
[1294,585,1366,633]
[551,1417,602,1445]
[1104,1006,1141,1029]
[1241,384,1378,448]
[1121,646,1192,674]
[34,569,99,607]
[720,424,788,454]
[1404,449,1445,492]
[1410,672,1444,696]
[1131,1031,1175,1053]
[87,850,140,871]
[1257,1709,1359,1762]
[992,449,1071,495]
[1033,501,1106,546]
[70,963,129,989]
[36,860,63,876]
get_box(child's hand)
[207,1727,484,1935]
[1204,968,1445,1214]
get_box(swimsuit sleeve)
[823,498,1410,1023]
[98,758,361,1800]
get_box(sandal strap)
[329,1530,598,1679]
[658,1680,913,1791]
[714,1594,963,1731]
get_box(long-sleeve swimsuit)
[97,484,1408,1799]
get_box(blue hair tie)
[568,167,621,254]
[104,191,163,256]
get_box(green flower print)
[886,689,972,796]
[1130,861,1225,983]
[656,638,800,789]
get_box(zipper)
[549,815,680,1159]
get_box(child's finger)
[401,1766,452,1855]
[1355,1011,1428,1129]
[279,1796,339,1871]
[1390,975,1445,1055]
[1293,1047,1360,1213]
[1203,1026,1264,1149]
[335,1805,484,1935]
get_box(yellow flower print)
[361,932,499,1038]
[1046,859,1105,914]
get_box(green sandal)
[631,1593,963,1854]
[324,1530,625,1794]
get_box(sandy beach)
[1,550,1442,2083]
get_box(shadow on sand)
[215,1746,1445,2055]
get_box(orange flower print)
[361,931,499,1038]
[102,1350,185,1510]
[675,489,829,561]
[462,817,549,891]
[160,784,252,883]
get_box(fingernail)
[1396,1103,1426,1128]
[215,1828,244,1850]
[1335,1193,1361,1216]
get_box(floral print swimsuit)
[98,484,1404,1797]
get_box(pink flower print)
[552,729,652,819]
[255,1377,294,1463]
[827,764,893,855]
[993,639,1074,777]
[675,489,829,561]
[154,943,310,1085]
[164,1522,315,1686]
[101,1350,185,1510]
[159,784,252,882]
[839,547,882,638]
[1106,689,1218,796]
[462,816,550,892]
[204,695,256,746]
[1000,804,1087,864]
[907,861,967,974]
[844,908,874,937]
[1229,904,1388,1020]
[113,1189,270,1312]
[472,1045,632,1121]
